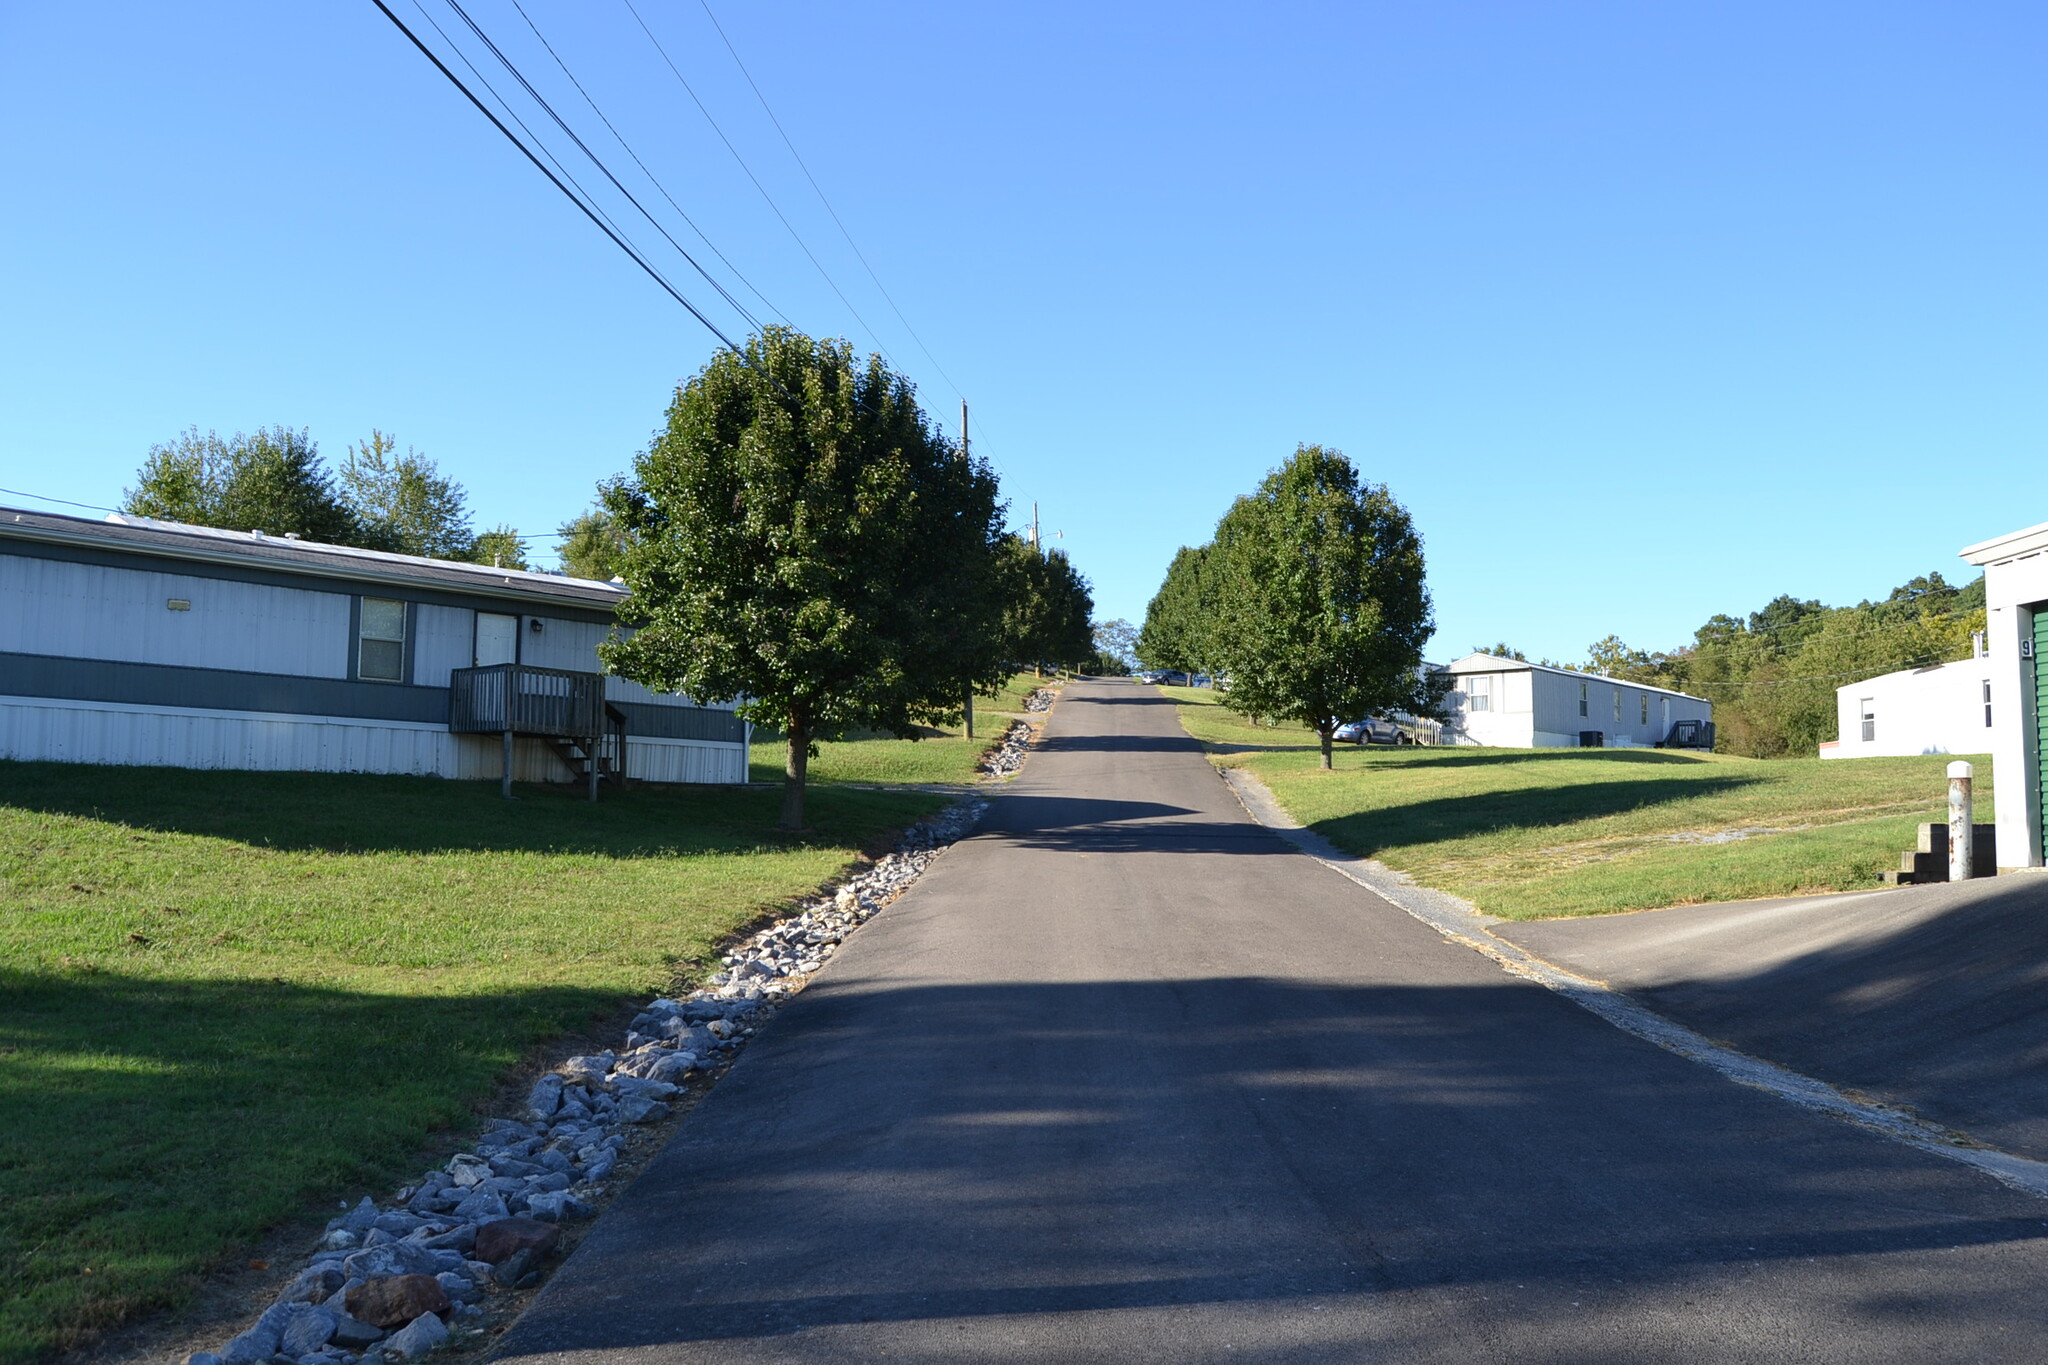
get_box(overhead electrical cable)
[442,0,766,333]
[616,0,898,364]
[504,0,789,327]
[0,487,121,513]
[371,0,744,354]
[407,0,719,337]
[693,0,966,401]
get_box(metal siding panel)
[521,618,610,672]
[0,652,449,723]
[413,605,474,689]
[3,556,350,677]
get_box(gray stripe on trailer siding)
[614,701,748,744]
[0,651,452,724]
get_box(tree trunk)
[1320,730,1334,770]
[780,713,810,830]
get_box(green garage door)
[2037,610,2048,862]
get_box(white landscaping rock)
[182,796,999,1365]
[382,1311,449,1359]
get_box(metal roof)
[0,505,628,611]
[1444,651,1709,703]
[1960,518,2048,567]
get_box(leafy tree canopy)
[1206,443,1437,769]
[339,430,476,558]
[998,538,1095,676]
[1092,618,1140,675]
[1138,545,1220,676]
[471,525,531,572]
[125,426,355,544]
[557,498,630,581]
[600,327,1009,828]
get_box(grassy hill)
[0,765,943,1362]
[1164,686,1989,920]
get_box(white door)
[475,613,519,666]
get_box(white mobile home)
[1440,653,1712,748]
[1818,642,1993,760]
[0,507,747,786]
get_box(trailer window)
[1468,676,1491,712]
[359,597,406,682]
[1641,694,1649,724]
[1579,682,1588,717]
[1984,680,1993,728]
[1613,689,1623,722]
[1859,699,1875,743]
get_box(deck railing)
[449,663,607,739]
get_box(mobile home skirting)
[0,694,747,785]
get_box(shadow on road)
[500,973,2048,1358]
[1508,875,2048,1162]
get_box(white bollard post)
[1948,760,1974,882]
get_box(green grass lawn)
[0,763,945,1363]
[749,672,1048,785]
[1164,687,1990,920]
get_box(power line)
[371,0,743,354]
[505,0,789,328]
[689,0,1012,478]
[616,0,897,364]
[443,0,767,333]
[693,0,961,399]
[0,486,120,513]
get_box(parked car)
[1334,716,1414,745]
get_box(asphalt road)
[1498,872,2048,1162]
[497,680,2048,1364]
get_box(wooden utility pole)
[961,400,974,740]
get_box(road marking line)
[1217,766,2048,1203]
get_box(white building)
[0,506,748,786]
[1960,520,2048,869]
[1818,642,1993,760]
[1439,653,1712,748]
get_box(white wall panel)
[521,617,611,672]
[414,604,474,688]
[625,737,747,784]
[1,557,349,677]
[0,694,746,785]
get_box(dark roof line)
[0,506,627,611]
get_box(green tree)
[125,426,356,542]
[557,498,630,581]
[1474,641,1528,661]
[998,540,1094,676]
[338,430,476,558]
[601,328,1008,829]
[1091,618,1140,675]
[1208,444,1436,769]
[470,525,531,572]
[1138,545,1221,677]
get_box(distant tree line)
[1138,443,1441,768]
[1489,572,1988,758]
[122,426,631,579]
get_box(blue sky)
[3,2,2041,663]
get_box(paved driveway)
[497,679,2048,1363]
